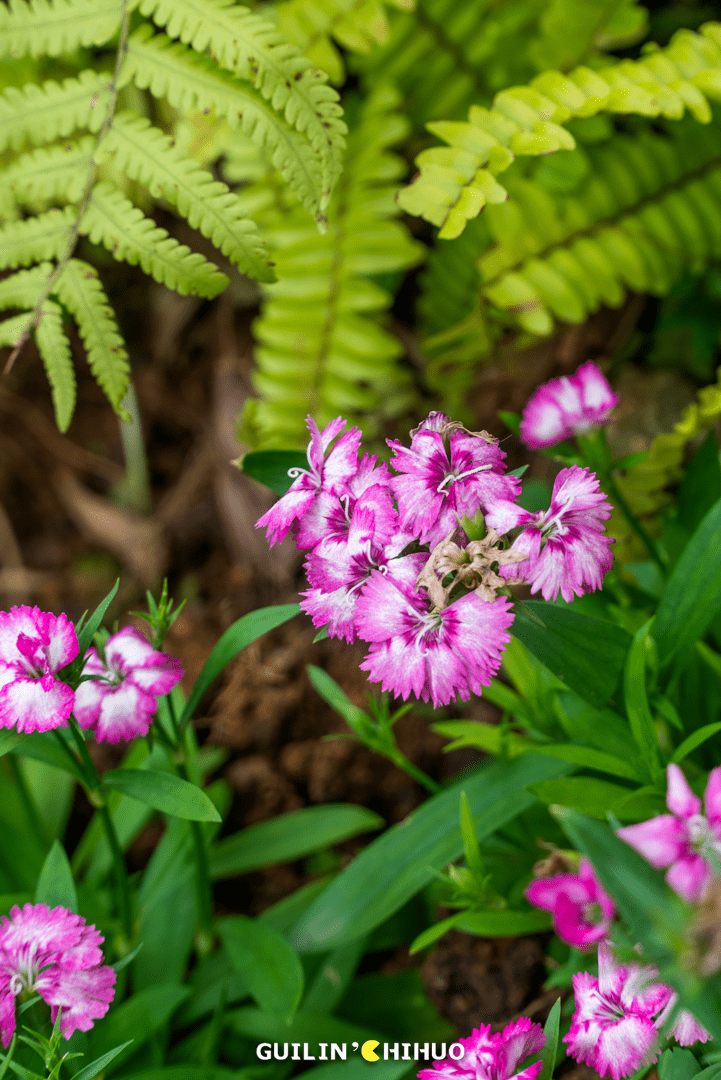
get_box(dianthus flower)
[295,452,392,550]
[355,569,514,707]
[525,857,615,949]
[301,489,417,643]
[0,606,78,733]
[0,903,116,1047]
[520,361,618,449]
[486,466,614,603]
[74,626,183,743]
[255,416,362,547]
[618,764,721,903]
[418,1018,545,1080]
[564,941,709,1080]
[388,412,521,547]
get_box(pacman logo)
[361,1040,380,1062]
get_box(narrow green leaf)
[13,732,84,782]
[623,619,659,779]
[76,579,119,657]
[101,769,221,822]
[671,722,721,764]
[72,1041,134,1080]
[0,733,22,758]
[659,1048,701,1080]
[35,840,77,912]
[210,804,383,880]
[512,602,631,707]
[654,496,721,666]
[460,792,484,878]
[539,998,561,1080]
[179,604,300,726]
[219,915,304,1024]
[527,777,636,818]
[409,912,465,954]
[454,909,552,935]
[239,450,308,495]
[307,666,368,730]
[291,754,574,953]
[677,431,721,535]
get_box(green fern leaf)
[0,70,112,153]
[0,312,34,347]
[104,111,274,281]
[137,0,346,209]
[0,263,53,310]
[34,300,76,431]
[123,28,327,220]
[243,85,424,448]
[0,206,74,268]
[529,0,648,72]
[80,182,229,297]
[0,137,93,212]
[0,0,122,59]
[398,22,721,238]
[55,260,130,412]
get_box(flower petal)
[666,764,701,819]
[617,815,687,869]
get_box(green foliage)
[0,0,345,430]
[239,85,424,448]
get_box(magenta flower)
[74,627,183,743]
[255,416,362,547]
[418,1018,545,1080]
[301,489,417,642]
[0,903,116,1047]
[564,941,670,1080]
[355,569,514,707]
[656,994,711,1048]
[520,361,618,449]
[0,606,78,733]
[486,466,614,603]
[525,857,615,949]
[388,412,521,547]
[617,764,721,903]
[295,452,392,550]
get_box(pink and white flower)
[388,413,521,548]
[486,466,614,603]
[0,606,78,733]
[564,941,670,1079]
[355,570,514,707]
[74,626,183,743]
[256,417,362,547]
[0,903,115,1047]
[296,452,392,550]
[418,1018,545,1080]
[656,994,711,1048]
[525,857,615,949]
[617,764,721,903]
[301,490,417,642]
[520,361,618,449]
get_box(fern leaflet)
[0,70,112,153]
[105,111,274,281]
[55,260,130,411]
[34,300,76,432]
[0,0,122,59]
[0,137,94,216]
[0,206,75,269]
[138,0,346,210]
[80,182,230,298]
[0,264,53,311]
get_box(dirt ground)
[0,266,691,1041]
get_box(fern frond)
[0,70,112,153]
[0,206,74,269]
[0,312,34,347]
[0,0,121,59]
[55,260,130,412]
[123,28,328,220]
[0,264,53,311]
[105,111,274,281]
[80,182,229,298]
[274,0,413,85]
[398,21,721,238]
[528,0,648,73]
[34,300,76,431]
[137,0,346,210]
[242,85,424,448]
[0,137,93,215]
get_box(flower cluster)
[418,1018,546,1080]
[0,606,182,742]
[520,361,618,449]
[257,413,614,706]
[0,903,116,1047]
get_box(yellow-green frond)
[34,300,76,431]
[0,206,74,269]
[0,70,112,153]
[0,0,122,59]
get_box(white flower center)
[687,814,721,863]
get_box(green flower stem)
[55,721,133,939]
[388,750,440,795]
[165,696,214,940]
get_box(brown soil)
[0,269,662,1035]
